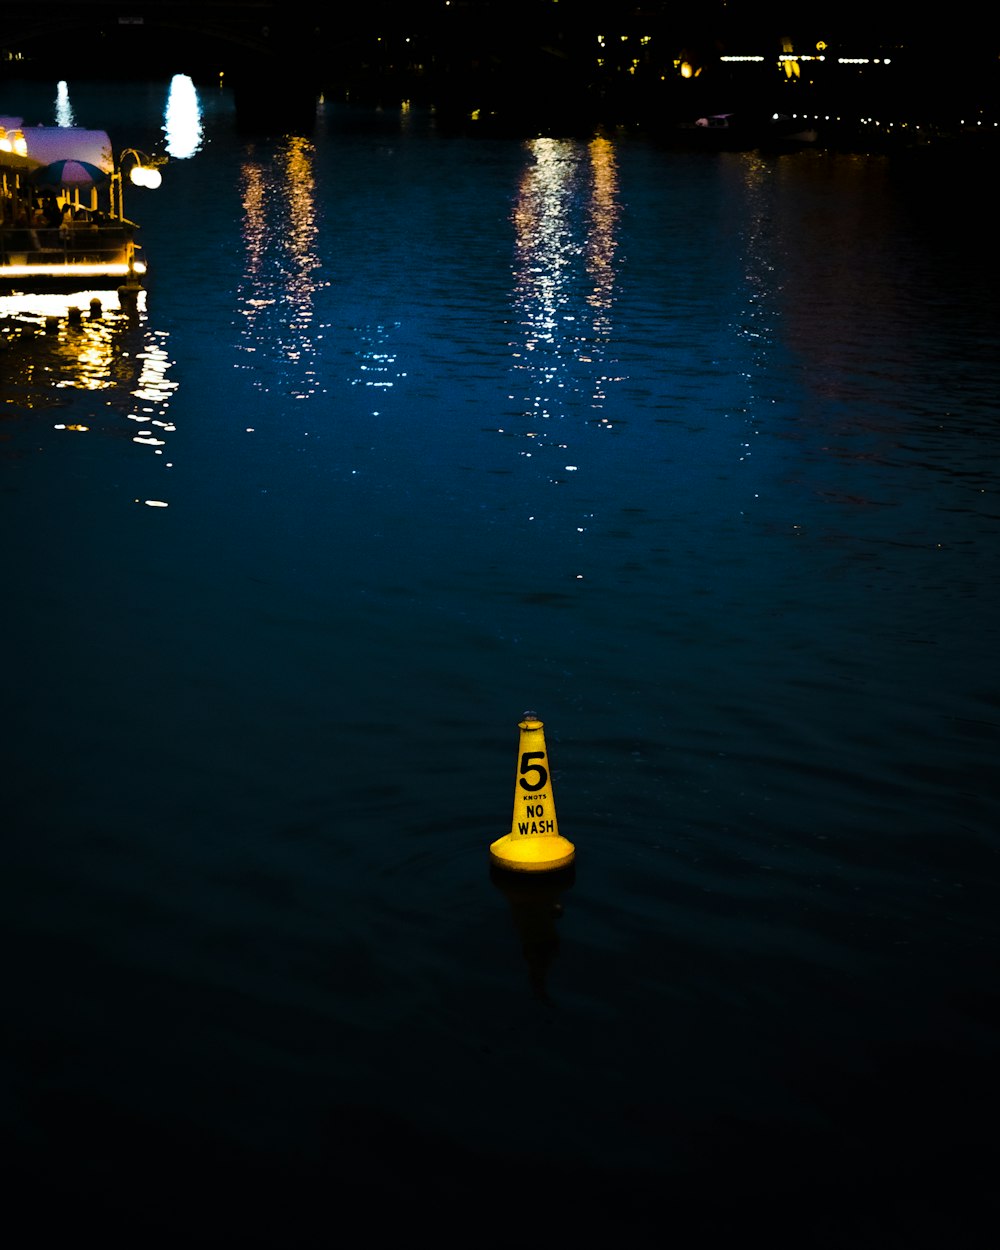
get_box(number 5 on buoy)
[489,712,576,873]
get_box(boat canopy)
[0,126,114,175]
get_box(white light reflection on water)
[55,81,74,127]
[731,151,782,481]
[351,321,402,408]
[163,74,203,159]
[509,136,623,453]
[237,136,325,400]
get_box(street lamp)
[0,127,28,155]
[114,149,165,218]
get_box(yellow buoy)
[489,712,575,873]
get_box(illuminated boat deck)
[1,119,151,292]
[0,225,146,287]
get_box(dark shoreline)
[2,62,997,157]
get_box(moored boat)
[671,112,758,151]
[0,117,151,301]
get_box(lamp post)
[112,150,165,307]
[113,149,165,220]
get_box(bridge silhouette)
[0,2,316,60]
[0,3,576,130]
[0,2,400,126]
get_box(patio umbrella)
[31,158,109,187]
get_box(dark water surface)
[2,79,999,1245]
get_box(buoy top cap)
[519,711,543,728]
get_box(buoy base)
[489,833,576,873]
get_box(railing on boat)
[0,222,139,270]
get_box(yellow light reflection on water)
[0,289,178,465]
[238,135,325,400]
[584,135,620,405]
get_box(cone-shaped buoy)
[489,712,575,873]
